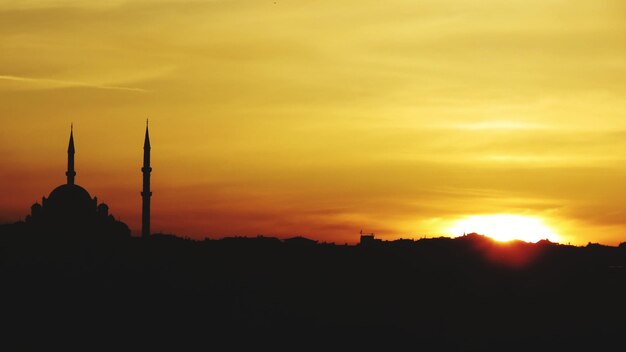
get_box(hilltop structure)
[25,126,130,238]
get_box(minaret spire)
[141,119,152,238]
[66,124,76,185]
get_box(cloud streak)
[0,74,147,92]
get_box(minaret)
[141,120,152,238]
[66,124,76,185]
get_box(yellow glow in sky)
[1,1,626,244]
[447,214,561,243]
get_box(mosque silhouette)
[24,124,152,238]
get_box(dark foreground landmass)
[1,224,626,351]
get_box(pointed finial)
[144,118,151,149]
[66,123,76,184]
[68,123,75,153]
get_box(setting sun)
[448,215,561,243]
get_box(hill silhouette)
[1,224,625,350]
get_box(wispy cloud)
[0,74,147,92]
[452,120,551,131]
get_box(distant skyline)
[1,1,626,244]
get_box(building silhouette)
[25,125,130,238]
[359,231,382,246]
[142,120,152,237]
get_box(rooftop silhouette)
[1,223,626,350]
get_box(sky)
[1,0,626,244]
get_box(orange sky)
[1,0,626,244]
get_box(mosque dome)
[48,184,93,204]
[24,126,133,239]
[45,183,96,216]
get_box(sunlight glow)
[447,214,561,243]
